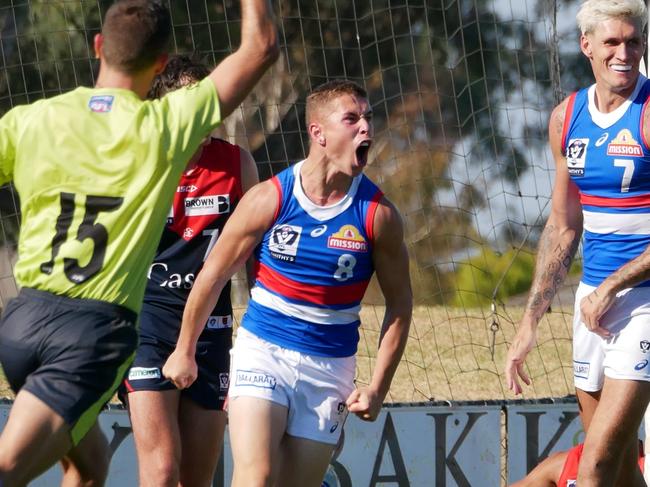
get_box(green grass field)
[0,304,575,403]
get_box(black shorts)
[121,304,231,410]
[0,288,137,445]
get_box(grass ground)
[0,304,575,403]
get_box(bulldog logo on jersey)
[327,225,368,252]
[607,129,643,157]
[269,224,302,262]
[566,138,588,176]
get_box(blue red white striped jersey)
[143,138,243,342]
[242,160,383,357]
[562,75,650,287]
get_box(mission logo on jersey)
[269,224,302,262]
[566,138,588,176]
[327,225,368,252]
[607,129,643,157]
[184,194,230,216]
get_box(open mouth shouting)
[355,140,372,167]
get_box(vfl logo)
[337,402,346,414]
[595,132,609,147]
[219,373,230,390]
[607,129,643,157]
[635,359,649,371]
[89,95,114,113]
[566,138,588,176]
[640,340,650,352]
[269,224,302,262]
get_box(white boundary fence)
[3,398,642,486]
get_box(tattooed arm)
[505,97,583,394]
[579,98,650,334]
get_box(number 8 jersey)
[242,160,383,357]
[562,74,650,287]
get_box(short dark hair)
[101,0,172,74]
[148,54,211,99]
[305,80,368,125]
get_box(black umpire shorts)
[0,288,137,445]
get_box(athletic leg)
[0,389,71,487]
[576,388,601,431]
[276,435,335,487]
[577,377,650,487]
[178,396,227,487]
[228,396,288,487]
[128,390,182,487]
[60,422,110,487]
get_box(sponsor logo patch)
[635,359,649,371]
[567,481,577,487]
[573,361,590,379]
[235,370,277,389]
[311,224,328,237]
[184,195,230,216]
[219,373,229,390]
[327,225,368,252]
[88,95,114,113]
[595,132,609,147]
[269,224,302,262]
[566,138,588,176]
[330,422,340,433]
[177,185,198,193]
[128,367,161,381]
[206,315,233,330]
[607,129,643,157]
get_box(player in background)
[121,55,259,487]
[0,1,277,486]
[163,79,413,486]
[505,0,650,485]
[510,441,645,487]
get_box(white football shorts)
[573,282,650,391]
[228,327,355,444]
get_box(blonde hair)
[576,0,647,35]
[305,80,367,125]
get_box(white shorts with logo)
[228,327,355,445]
[573,282,650,392]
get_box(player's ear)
[94,34,104,60]
[153,53,169,76]
[309,122,325,146]
[580,33,593,59]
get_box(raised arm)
[162,179,276,388]
[505,97,583,394]
[208,0,279,118]
[346,197,412,421]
